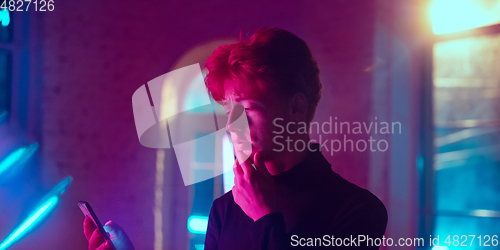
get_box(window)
[421,1,500,249]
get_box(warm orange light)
[430,0,500,34]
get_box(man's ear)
[289,92,308,121]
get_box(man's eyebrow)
[222,97,264,106]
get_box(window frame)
[419,22,500,247]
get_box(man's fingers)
[233,159,244,177]
[103,220,135,250]
[89,228,106,250]
[84,217,97,242]
[103,220,118,239]
[95,240,113,250]
[233,171,240,186]
[239,157,255,176]
[254,151,272,179]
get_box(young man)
[203,28,387,249]
[84,28,387,250]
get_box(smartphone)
[78,201,115,249]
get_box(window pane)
[433,33,500,242]
[431,0,500,34]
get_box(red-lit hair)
[204,28,322,122]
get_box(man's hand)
[232,151,279,221]
[83,217,135,250]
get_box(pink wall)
[5,0,420,249]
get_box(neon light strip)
[0,196,59,250]
[0,10,9,27]
[187,216,208,234]
[222,134,235,193]
[0,148,26,175]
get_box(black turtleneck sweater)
[204,149,387,249]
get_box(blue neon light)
[432,246,449,250]
[0,143,39,176]
[0,196,59,250]
[0,10,9,27]
[0,148,26,175]
[187,215,208,234]
[0,177,71,249]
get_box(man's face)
[222,79,288,163]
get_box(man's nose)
[226,105,244,133]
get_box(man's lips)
[233,140,250,144]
